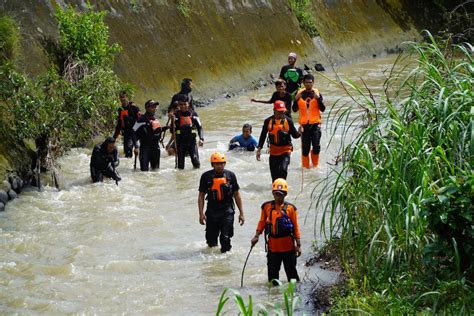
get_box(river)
[0,55,397,314]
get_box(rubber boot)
[311,153,319,168]
[302,155,310,169]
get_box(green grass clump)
[0,15,20,65]
[288,0,319,38]
[176,0,191,18]
[216,279,301,315]
[315,31,473,313]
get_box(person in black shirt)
[198,152,245,253]
[170,94,204,169]
[134,100,169,171]
[90,136,121,183]
[279,52,304,98]
[113,91,141,158]
[251,79,293,117]
[168,78,194,112]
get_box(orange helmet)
[210,152,226,163]
[272,178,288,194]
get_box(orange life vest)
[119,109,129,128]
[208,173,232,202]
[151,120,161,131]
[268,117,292,156]
[257,201,300,253]
[179,116,192,128]
[296,89,321,125]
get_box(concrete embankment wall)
[0,0,421,182]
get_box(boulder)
[0,202,4,212]
[8,189,17,200]
[0,180,11,192]
[0,190,8,204]
[315,63,325,72]
[13,178,23,194]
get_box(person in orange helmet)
[251,178,301,285]
[198,152,245,253]
[292,73,326,168]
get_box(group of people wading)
[89,52,325,285]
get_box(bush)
[0,3,127,167]
[55,1,121,68]
[288,0,319,38]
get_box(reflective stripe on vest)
[297,92,321,125]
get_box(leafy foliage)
[0,5,127,166]
[288,0,319,38]
[55,2,121,67]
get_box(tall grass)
[315,32,473,313]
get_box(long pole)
[172,116,178,169]
[240,245,254,288]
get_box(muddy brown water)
[0,56,397,314]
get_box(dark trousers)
[269,153,291,181]
[90,165,117,183]
[123,129,137,158]
[177,138,200,169]
[301,123,321,156]
[139,145,160,171]
[267,250,300,285]
[205,213,234,253]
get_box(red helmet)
[273,100,286,112]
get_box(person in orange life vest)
[113,91,141,158]
[251,178,301,285]
[198,152,245,253]
[256,101,300,181]
[166,78,194,155]
[251,79,293,118]
[133,100,169,171]
[279,52,304,98]
[170,94,204,169]
[292,73,326,168]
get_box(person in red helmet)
[198,152,245,253]
[251,178,301,285]
[256,101,300,181]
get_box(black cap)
[145,99,159,107]
[104,136,115,144]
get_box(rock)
[0,180,11,192]
[0,202,4,212]
[315,63,325,72]
[0,190,8,204]
[13,178,23,194]
[8,190,17,200]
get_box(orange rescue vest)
[296,89,321,125]
[267,117,293,156]
[119,109,129,128]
